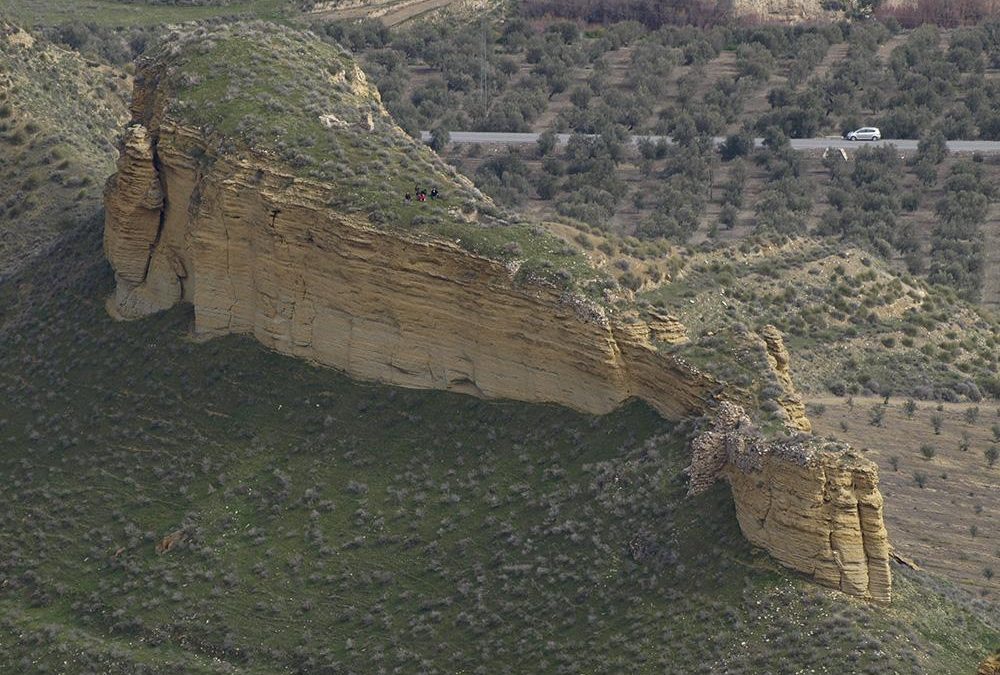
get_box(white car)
[845,127,882,141]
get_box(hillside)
[1,217,997,673]
[0,24,129,277]
[343,14,1000,309]
[808,396,1000,599]
[1,18,999,675]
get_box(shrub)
[719,131,753,161]
[868,404,886,427]
[986,445,999,467]
[964,406,980,424]
[930,413,943,434]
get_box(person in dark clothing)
[430,187,439,199]
[404,193,412,202]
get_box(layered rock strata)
[104,119,718,420]
[689,403,891,602]
[759,325,811,432]
[980,652,1000,675]
[104,41,891,602]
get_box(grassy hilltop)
[140,22,611,294]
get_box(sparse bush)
[930,413,943,434]
[869,404,886,427]
[986,446,999,468]
[964,406,980,424]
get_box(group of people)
[405,186,439,203]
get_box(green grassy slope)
[0,219,996,673]
[0,30,128,277]
[639,238,1000,398]
[0,0,293,28]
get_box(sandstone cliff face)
[980,652,1000,675]
[759,325,811,432]
[104,32,890,602]
[105,116,717,420]
[689,403,891,602]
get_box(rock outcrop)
[979,652,1000,675]
[759,325,811,432]
[103,25,891,602]
[104,118,717,420]
[689,403,891,602]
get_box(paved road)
[420,131,1000,153]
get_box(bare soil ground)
[809,395,1000,600]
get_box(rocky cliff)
[688,403,891,601]
[103,24,890,602]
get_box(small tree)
[889,456,899,472]
[537,130,557,157]
[931,413,944,435]
[913,471,928,488]
[992,424,1000,443]
[720,131,754,161]
[903,399,917,418]
[986,445,999,467]
[429,126,450,153]
[920,444,937,460]
[959,431,971,452]
[964,406,980,425]
[869,404,886,427]
[916,129,949,166]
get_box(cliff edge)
[103,23,890,601]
